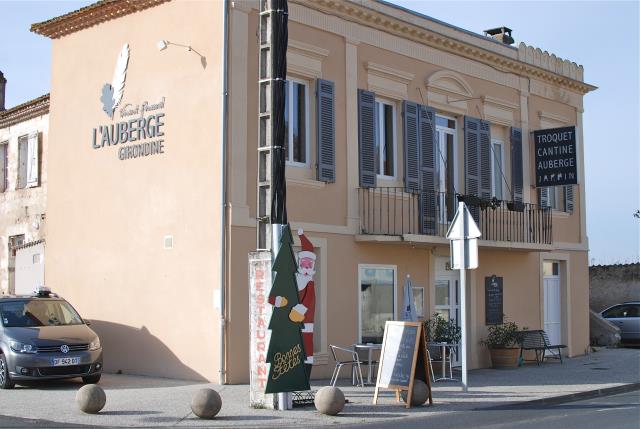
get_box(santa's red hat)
[297,228,316,260]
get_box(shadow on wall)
[89,320,207,382]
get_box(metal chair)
[329,345,364,387]
[427,343,455,382]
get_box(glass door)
[434,269,461,365]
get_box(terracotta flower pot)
[489,347,520,369]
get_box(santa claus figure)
[293,229,316,372]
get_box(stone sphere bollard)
[191,388,222,419]
[314,386,345,415]
[76,384,106,414]
[401,380,429,406]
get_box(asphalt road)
[0,389,638,428]
[340,390,640,429]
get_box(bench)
[519,330,567,365]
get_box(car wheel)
[82,374,101,384]
[0,354,15,389]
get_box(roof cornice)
[31,0,169,39]
[293,0,596,95]
[0,94,50,129]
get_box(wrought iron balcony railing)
[358,187,552,245]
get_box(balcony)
[357,187,552,249]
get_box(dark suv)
[0,288,103,389]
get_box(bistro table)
[354,343,382,385]
[428,342,458,382]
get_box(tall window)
[436,116,457,221]
[0,142,7,193]
[359,265,396,343]
[375,100,395,177]
[491,140,504,200]
[16,133,39,189]
[284,78,309,166]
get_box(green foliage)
[480,318,526,349]
[424,313,461,344]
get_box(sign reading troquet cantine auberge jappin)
[534,126,578,187]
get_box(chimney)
[0,71,6,111]
[483,27,514,45]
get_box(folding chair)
[329,345,364,387]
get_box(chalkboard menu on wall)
[485,276,503,325]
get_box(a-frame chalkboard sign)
[372,321,433,408]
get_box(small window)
[9,235,25,256]
[0,142,7,192]
[284,78,309,166]
[375,100,396,178]
[491,140,504,200]
[543,261,560,277]
[436,116,456,129]
[360,265,396,343]
[17,136,29,189]
[543,187,566,211]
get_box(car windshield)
[0,300,84,327]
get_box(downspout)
[219,0,230,385]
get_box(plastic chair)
[329,345,364,387]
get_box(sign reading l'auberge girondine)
[91,98,166,161]
[91,42,167,161]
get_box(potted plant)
[480,319,525,369]
[424,314,461,374]
[424,313,461,345]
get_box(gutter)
[219,0,230,385]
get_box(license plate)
[52,357,80,366]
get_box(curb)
[480,382,640,409]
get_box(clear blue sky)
[1,1,638,265]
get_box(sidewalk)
[0,348,638,428]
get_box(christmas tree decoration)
[265,224,310,393]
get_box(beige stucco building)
[0,77,49,296]
[32,0,595,384]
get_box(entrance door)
[543,261,562,349]
[434,258,460,364]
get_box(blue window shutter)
[316,79,335,183]
[358,89,377,188]
[479,120,492,200]
[539,187,549,207]
[419,105,437,235]
[464,116,481,222]
[403,101,419,193]
[510,127,523,202]
[464,116,480,197]
[565,185,574,213]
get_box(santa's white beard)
[296,271,315,290]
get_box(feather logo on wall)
[100,43,130,119]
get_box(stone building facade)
[0,74,49,295]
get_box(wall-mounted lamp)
[157,39,207,69]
